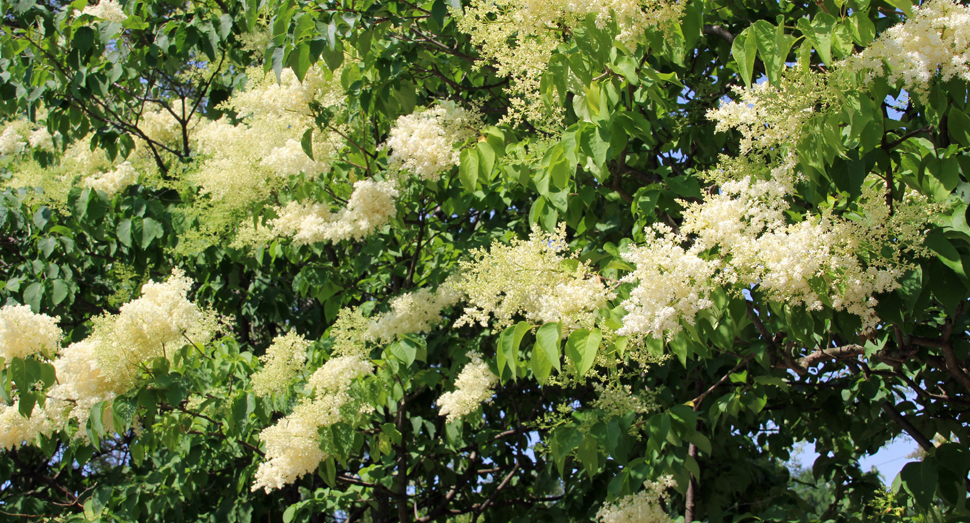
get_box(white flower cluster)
[592,383,652,418]
[270,180,399,245]
[618,224,719,339]
[0,270,214,449]
[707,68,832,154]
[367,286,462,344]
[384,104,481,181]
[843,0,970,101]
[329,307,372,358]
[450,224,614,332]
[0,126,25,156]
[252,356,373,492]
[437,351,499,422]
[0,305,62,362]
[576,0,684,49]
[90,268,213,393]
[47,339,113,433]
[81,0,128,22]
[28,128,54,151]
[250,402,328,492]
[83,161,139,197]
[138,107,183,146]
[252,332,310,396]
[453,0,682,126]
[308,356,374,395]
[193,66,342,212]
[0,401,53,450]
[596,476,675,523]
[620,175,915,339]
[261,139,322,178]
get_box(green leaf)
[73,26,96,55]
[229,393,255,435]
[23,282,43,312]
[51,280,70,305]
[321,38,344,71]
[565,328,601,377]
[688,432,712,456]
[141,218,163,249]
[753,20,794,85]
[497,321,530,380]
[459,148,479,192]
[38,237,56,258]
[112,395,136,432]
[811,13,837,65]
[549,426,583,476]
[578,435,599,479]
[924,229,965,279]
[948,108,970,148]
[899,460,938,509]
[321,456,337,488]
[86,400,107,445]
[535,323,562,373]
[388,339,417,367]
[926,157,961,191]
[530,342,553,384]
[10,357,31,393]
[731,28,757,87]
[39,362,56,388]
[884,0,913,17]
[477,141,495,179]
[301,128,314,160]
[117,218,132,247]
[612,54,639,86]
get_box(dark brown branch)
[691,354,755,407]
[794,345,866,371]
[886,126,934,150]
[702,25,736,45]
[472,457,520,522]
[880,400,933,453]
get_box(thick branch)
[880,400,933,453]
[794,345,866,372]
[702,25,736,45]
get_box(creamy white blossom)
[84,161,139,197]
[596,476,675,523]
[453,0,682,126]
[842,0,970,100]
[252,332,310,396]
[270,180,399,245]
[192,66,343,213]
[437,351,499,422]
[307,356,374,395]
[620,174,928,339]
[250,400,328,492]
[47,340,114,431]
[0,305,62,362]
[92,268,213,394]
[0,126,25,156]
[450,224,613,332]
[28,128,54,151]
[384,104,481,181]
[138,108,183,146]
[367,286,462,344]
[0,401,54,450]
[261,139,328,178]
[707,68,832,154]
[252,355,374,493]
[81,0,127,22]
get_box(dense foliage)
[1,0,969,521]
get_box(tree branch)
[702,25,736,45]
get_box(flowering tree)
[1,0,969,520]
